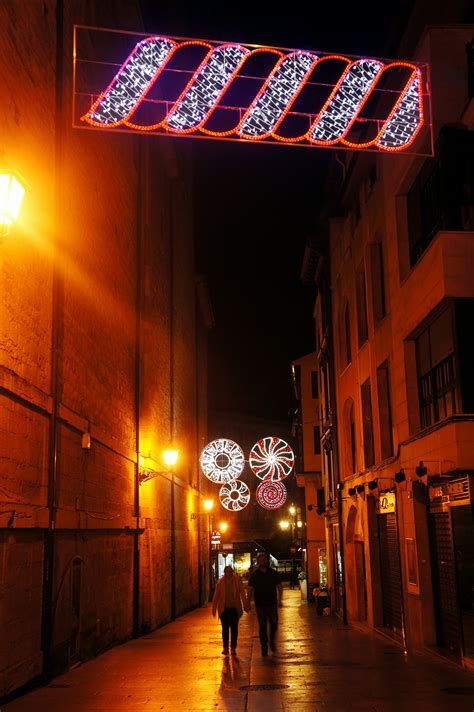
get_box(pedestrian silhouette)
[212,565,249,655]
[247,552,283,656]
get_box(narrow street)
[4,588,474,712]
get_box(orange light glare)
[0,171,26,235]
[204,499,214,512]
[219,522,228,532]
[163,449,178,467]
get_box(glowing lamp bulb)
[219,522,228,533]
[204,499,214,512]
[0,171,26,235]
[279,520,290,530]
[296,520,303,528]
[163,449,178,467]
[289,506,296,516]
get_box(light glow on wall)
[75,26,431,155]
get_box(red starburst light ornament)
[249,437,294,481]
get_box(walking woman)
[212,565,249,655]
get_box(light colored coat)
[212,573,248,617]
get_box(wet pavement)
[4,587,474,711]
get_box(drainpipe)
[170,181,176,621]
[41,0,64,679]
[132,140,145,638]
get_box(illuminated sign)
[74,26,432,154]
[376,492,396,514]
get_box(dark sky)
[142,2,414,421]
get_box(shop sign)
[376,492,396,514]
[211,531,221,545]
[429,476,472,507]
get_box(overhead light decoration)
[256,480,287,510]
[249,437,294,481]
[199,438,244,483]
[219,479,250,511]
[78,28,429,154]
[237,51,317,139]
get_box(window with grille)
[416,308,456,429]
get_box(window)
[416,307,456,429]
[361,379,375,468]
[407,128,474,267]
[350,403,356,473]
[311,371,319,399]
[377,362,393,460]
[343,302,352,367]
[370,240,386,323]
[356,268,368,346]
[313,426,321,455]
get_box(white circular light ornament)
[256,480,287,510]
[199,438,244,483]
[219,479,250,511]
[249,437,295,481]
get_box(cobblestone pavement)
[4,588,474,711]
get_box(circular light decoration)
[249,437,295,481]
[256,480,287,510]
[199,438,244,483]
[219,479,250,511]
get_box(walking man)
[247,552,283,656]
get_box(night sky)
[143,1,414,421]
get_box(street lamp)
[0,170,26,236]
[139,448,179,484]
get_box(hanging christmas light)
[199,438,244,483]
[219,479,250,511]
[256,480,287,510]
[249,437,294,481]
[80,30,428,153]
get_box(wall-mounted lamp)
[219,521,228,533]
[190,498,214,520]
[394,468,406,484]
[139,448,179,484]
[415,461,428,477]
[279,520,290,530]
[0,170,26,236]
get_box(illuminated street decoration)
[76,26,431,154]
[164,44,249,132]
[85,36,176,126]
[219,480,251,511]
[256,480,287,510]
[249,437,294,481]
[199,438,244,483]
[309,59,383,144]
[237,51,317,139]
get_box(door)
[378,512,403,635]
[429,509,463,658]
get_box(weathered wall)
[0,0,207,698]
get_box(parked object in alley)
[212,565,249,655]
[248,552,283,656]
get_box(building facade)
[0,1,212,698]
[291,353,327,594]
[310,13,474,666]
